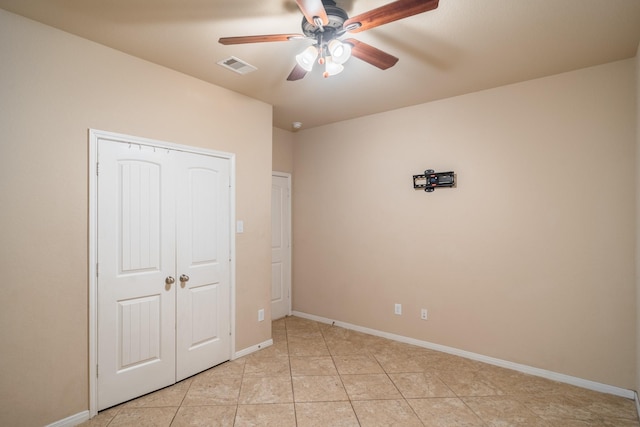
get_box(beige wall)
[273,127,295,174]
[292,59,637,389]
[0,10,272,426]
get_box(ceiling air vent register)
[217,57,257,75]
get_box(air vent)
[217,56,257,75]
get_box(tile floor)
[82,316,639,426]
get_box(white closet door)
[97,141,176,410]
[175,151,231,381]
[96,137,232,410]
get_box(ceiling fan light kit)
[218,0,439,81]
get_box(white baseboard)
[46,410,90,427]
[234,338,273,359]
[292,311,636,400]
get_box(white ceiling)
[1,0,639,130]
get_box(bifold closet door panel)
[175,151,231,381]
[97,141,177,410]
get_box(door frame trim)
[272,171,292,318]
[88,129,236,417]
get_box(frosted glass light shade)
[324,56,344,77]
[295,46,318,72]
[328,39,351,65]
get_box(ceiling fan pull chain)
[318,33,325,66]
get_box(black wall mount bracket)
[413,169,455,192]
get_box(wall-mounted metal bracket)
[413,169,455,192]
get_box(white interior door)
[175,151,230,381]
[96,138,231,410]
[271,173,291,320]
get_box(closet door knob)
[165,276,175,288]
[179,274,189,288]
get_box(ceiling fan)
[218,0,439,81]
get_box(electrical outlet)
[394,303,402,315]
[421,308,428,320]
[258,309,265,322]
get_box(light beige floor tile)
[422,352,485,373]
[234,403,296,427]
[272,317,286,331]
[287,328,325,339]
[285,317,321,332]
[326,338,371,356]
[389,372,456,398]
[437,369,506,396]
[295,402,360,427]
[569,390,638,420]
[292,375,349,402]
[521,391,639,422]
[107,407,178,427]
[243,356,290,377]
[285,316,319,326]
[351,399,423,427]
[245,340,289,359]
[195,360,245,379]
[540,418,594,427]
[600,420,640,427]
[290,356,338,376]
[272,330,288,344]
[171,405,237,427]
[181,377,241,406]
[85,318,640,427]
[318,324,352,340]
[463,396,549,426]
[368,340,422,357]
[238,376,293,404]
[585,417,640,427]
[341,373,402,400]
[476,365,565,395]
[408,397,485,426]
[288,336,330,356]
[372,352,426,373]
[333,354,384,374]
[360,333,398,349]
[542,416,640,426]
[78,405,122,426]
[518,394,594,421]
[124,379,192,408]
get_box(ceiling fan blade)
[219,34,305,45]
[295,0,329,26]
[287,64,308,81]
[344,38,399,70]
[344,0,438,33]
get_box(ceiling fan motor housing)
[301,3,349,40]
